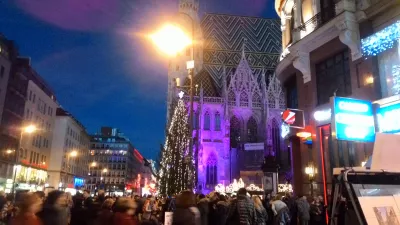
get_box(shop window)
[316,50,351,105]
[378,42,400,97]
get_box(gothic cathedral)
[167,0,287,192]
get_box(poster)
[263,173,273,191]
[358,196,400,225]
[164,212,173,225]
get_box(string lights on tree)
[361,21,400,57]
[158,97,194,196]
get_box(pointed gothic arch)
[204,111,210,130]
[247,116,258,143]
[230,116,241,148]
[206,153,218,186]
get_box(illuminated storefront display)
[74,178,85,188]
[376,101,400,134]
[214,178,264,194]
[15,165,47,186]
[332,97,375,142]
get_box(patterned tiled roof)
[198,13,282,92]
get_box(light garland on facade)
[214,179,263,194]
[361,21,400,57]
[278,183,293,193]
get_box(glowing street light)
[91,162,97,167]
[23,125,37,134]
[150,24,192,56]
[6,150,13,154]
[102,168,108,173]
[69,151,78,157]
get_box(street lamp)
[305,165,316,196]
[12,125,37,197]
[150,12,197,189]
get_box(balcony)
[277,0,362,84]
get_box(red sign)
[282,109,296,125]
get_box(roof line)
[202,12,280,21]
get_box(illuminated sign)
[376,101,400,133]
[281,123,290,138]
[282,110,296,125]
[313,109,332,122]
[74,178,84,187]
[333,97,375,142]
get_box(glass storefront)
[379,42,400,97]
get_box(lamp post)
[150,12,197,189]
[305,165,315,196]
[12,125,37,198]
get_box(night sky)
[0,0,278,159]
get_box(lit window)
[204,112,210,130]
[215,112,221,131]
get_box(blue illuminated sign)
[376,102,400,134]
[333,97,375,142]
[74,178,84,187]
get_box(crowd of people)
[0,188,328,225]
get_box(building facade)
[87,127,142,195]
[48,108,89,191]
[274,0,400,200]
[167,0,287,193]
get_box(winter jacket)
[38,205,68,225]
[172,206,201,225]
[296,199,310,221]
[271,200,287,216]
[255,207,268,225]
[274,207,291,225]
[197,198,209,225]
[216,201,230,225]
[10,213,43,225]
[227,195,257,225]
[112,212,137,225]
[310,203,324,223]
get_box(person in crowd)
[263,192,274,225]
[112,197,137,225]
[197,194,209,225]
[216,195,230,225]
[38,190,69,225]
[296,195,310,225]
[142,195,154,221]
[10,193,42,225]
[172,190,200,225]
[283,193,297,225]
[83,190,93,208]
[95,198,115,225]
[252,196,268,225]
[97,190,106,205]
[70,195,88,225]
[35,191,46,204]
[1,194,14,223]
[271,195,290,225]
[207,192,220,225]
[310,196,324,225]
[0,192,6,212]
[226,188,257,225]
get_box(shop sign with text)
[376,101,400,134]
[333,97,375,142]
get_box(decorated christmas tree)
[159,97,194,196]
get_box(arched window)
[272,119,281,161]
[193,111,199,129]
[230,116,241,148]
[204,112,210,130]
[240,91,249,107]
[206,153,218,186]
[228,90,236,105]
[247,116,258,143]
[215,112,221,131]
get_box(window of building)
[206,153,218,187]
[0,66,4,78]
[316,50,351,105]
[230,116,241,148]
[285,75,298,109]
[204,112,210,130]
[247,116,258,143]
[215,112,221,131]
[33,94,36,103]
[193,111,199,129]
[271,119,281,162]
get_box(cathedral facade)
[168,0,287,192]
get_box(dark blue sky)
[0,0,277,159]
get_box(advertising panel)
[376,101,400,134]
[332,97,375,142]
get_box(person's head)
[219,195,227,202]
[318,196,324,203]
[98,190,105,196]
[35,191,45,200]
[45,190,66,208]
[17,193,42,214]
[83,190,90,199]
[134,195,140,200]
[102,198,115,210]
[238,188,247,196]
[252,196,264,210]
[176,190,196,208]
[114,197,137,215]
[6,194,14,202]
